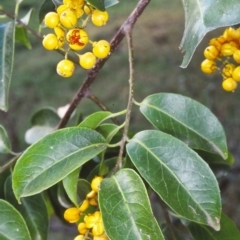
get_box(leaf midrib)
[133,138,212,221]
[141,101,224,157]
[21,197,46,239]
[113,176,142,240]
[20,142,106,195]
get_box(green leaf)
[96,123,120,142]
[0,22,15,111]
[25,107,61,144]
[0,168,10,198]
[15,26,32,49]
[195,150,234,165]
[62,168,81,207]
[105,0,119,8]
[76,179,91,202]
[99,168,164,240]
[57,181,72,208]
[188,213,240,240]
[12,127,107,201]
[140,93,228,159]
[0,124,11,153]
[51,0,62,8]
[0,199,31,240]
[180,0,240,67]
[31,107,60,126]
[47,184,66,219]
[15,8,34,50]
[126,130,221,231]
[86,0,105,11]
[21,8,35,25]
[78,111,112,129]
[4,176,48,240]
[161,223,185,240]
[25,125,55,144]
[39,0,56,23]
[87,157,117,181]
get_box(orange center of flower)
[69,29,84,46]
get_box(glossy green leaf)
[0,124,11,153]
[0,199,31,240]
[5,176,48,240]
[16,0,24,4]
[39,0,56,23]
[161,223,185,240]
[0,22,15,111]
[31,107,60,126]
[47,184,66,219]
[126,130,221,231]
[62,168,80,207]
[105,0,119,8]
[25,125,54,144]
[99,168,164,240]
[76,179,91,203]
[196,150,234,165]
[25,107,61,144]
[188,213,240,240]
[78,111,112,129]
[86,0,105,11]
[180,0,240,67]
[51,0,62,8]
[0,168,10,198]
[140,93,228,159]
[57,181,72,208]
[12,127,107,201]
[87,157,117,181]
[96,123,120,142]
[21,8,34,25]
[15,26,31,49]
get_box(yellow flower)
[64,207,80,223]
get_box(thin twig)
[0,8,43,39]
[158,195,177,240]
[0,8,79,64]
[86,90,120,125]
[113,32,134,172]
[0,153,21,173]
[57,0,151,129]
[0,0,151,172]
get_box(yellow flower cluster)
[64,176,109,240]
[42,0,111,77]
[201,27,240,92]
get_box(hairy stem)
[57,0,151,129]
[113,32,134,173]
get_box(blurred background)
[1,0,240,239]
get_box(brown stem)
[0,153,21,173]
[57,0,151,129]
[0,8,80,64]
[86,90,120,125]
[158,196,177,240]
[0,8,43,39]
[113,32,134,172]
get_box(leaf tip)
[14,194,22,204]
[223,152,228,160]
[206,213,221,231]
[0,105,8,112]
